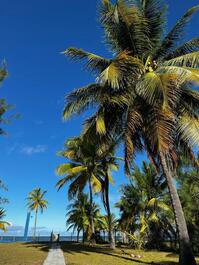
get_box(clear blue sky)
[0,0,198,236]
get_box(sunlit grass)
[61,242,199,265]
[0,242,49,265]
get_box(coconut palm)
[66,193,89,242]
[66,193,103,242]
[62,1,199,263]
[27,188,48,240]
[57,135,121,248]
[97,147,121,249]
[116,162,174,248]
[56,137,103,242]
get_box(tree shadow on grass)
[60,242,178,265]
[22,242,50,252]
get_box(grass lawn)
[61,243,199,265]
[0,242,49,265]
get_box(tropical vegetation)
[116,162,175,249]
[61,0,199,264]
[56,136,119,248]
[27,188,48,240]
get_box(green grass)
[0,242,49,265]
[61,243,199,265]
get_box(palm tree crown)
[27,188,48,213]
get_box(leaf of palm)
[62,47,111,73]
[164,37,199,60]
[155,5,199,58]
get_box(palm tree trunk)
[82,228,85,243]
[159,152,196,265]
[105,171,115,249]
[77,229,80,242]
[88,176,95,243]
[33,209,38,242]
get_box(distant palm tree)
[62,1,199,264]
[27,188,48,240]
[0,208,10,231]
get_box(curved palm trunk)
[33,209,38,242]
[159,152,196,265]
[105,171,115,249]
[88,176,95,243]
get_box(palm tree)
[62,1,199,264]
[27,188,48,240]
[56,137,102,242]
[66,193,89,242]
[56,135,121,248]
[0,208,10,231]
[97,147,121,249]
[66,193,103,242]
[116,162,174,249]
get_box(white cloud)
[20,145,47,155]
[0,225,49,236]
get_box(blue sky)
[0,0,198,236]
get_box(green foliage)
[0,208,10,231]
[66,193,104,241]
[62,0,199,174]
[116,162,174,249]
[177,162,199,253]
[27,188,48,213]
[0,179,10,231]
[61,1,199,261]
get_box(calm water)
[0,236,79,243]
[0,235,121,243]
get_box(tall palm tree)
[56,137,102,242]
[27,188,48,240]
[97,147,121,249]
[62,1,199,264]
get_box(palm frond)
[144,107,175,154]
[163,52,199,68]
[62,47,111,73]
[155,5,199,58]
[63,84,102,119]
[0,64,7,82]
[136,72,179,108]
[56,163,77,176]
[178,114,199,147]
[158,66,199,86]
[100,0,150,55]
[141,0,167,49]
[96,110,106,135]
[164,37,199,60]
